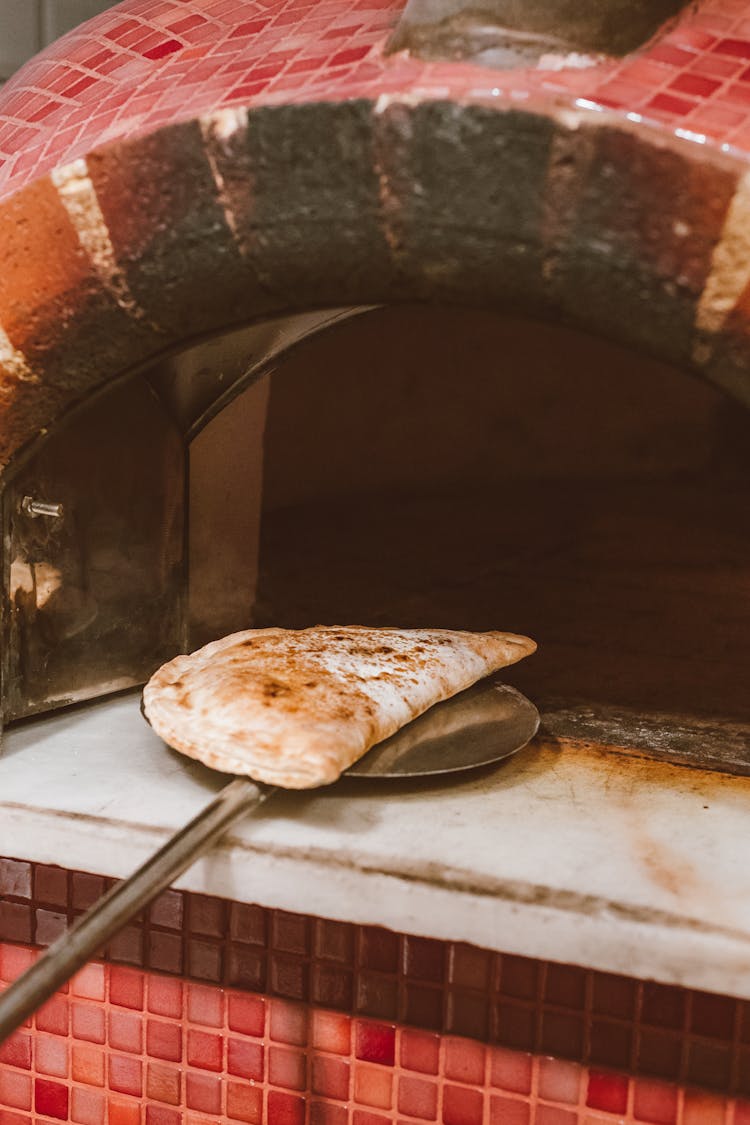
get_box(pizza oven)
[0,0,749,776]
[1,291,749,779]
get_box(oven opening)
[4,303,748,770]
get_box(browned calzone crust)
[143,626,536,788]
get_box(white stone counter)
[2,692,750,999]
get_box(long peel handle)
[0,776,268,1043]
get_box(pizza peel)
[0,678,538,1042]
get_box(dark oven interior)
[4,304,749,772]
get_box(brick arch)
[0,96,748,471]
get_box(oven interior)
[3,304,749,773]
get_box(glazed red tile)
[354,1063,393,1109]
[535,1107,577,1125]
[34,1078,68,1120]
[110,967,146,1012]
[266,1089,305,1125]
[489,1095,530,1125]
[226,1035,264,1080]
[312,1010,351,1055]
[145,1060,181,1106]
[269,1045,306,1090]
[682,1090,727,1124]
[108,1098,141,1125]
[444,1037,485,1085]
[355,1020,396,1066]
[146,1018,182,1062]
[35,1033,68,1078]
[228,993,265,1038]
[538,1057,582,1104]
[145,1107,180,1125]
[109,1009,144,1054]
[226,1081,263,1124]
[443,1082,484,1125]
[0,945,35,983]
[270,999,308,1046]
[71,1042,105,1087]
[185,1071,221,1114]
[187,982,223,1027]
[586,1070,629,1113]
[72,1001,105,1045]
[0,1071,31,1112]
[310,1102,347,1125]
[35,995,68,1037]
[109,1052,143,1097]
[397,1073,438,1119]
[647,91,696,115]
[70,1086,105,1125]
[312,1054,350,1100]
[147,977,183,1019]
[72,964,105,1002]
[713,37,750,58]
[633,1077,679,1123]
[669,72,722,96]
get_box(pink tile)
[538,1057,582,1104]
[443,1083,483,1125]
[633,1077,679,1124]
[110,966,145,1009]
[227,1038,264,1081]
[72,1002,105,1044]
[269,1045,306,1091]
[0,1071,31,1111]
[398,1074,438,1119]
[354,1063,392,1109]
[489,1047,532,1094]
[270,999,308,1046]
[35,1034,68,1078]
[401,1029,440,1074]
[70,1087,105,1125]
[35,995,68,1036]
[444,1038,485,1085]
[187,982,223,1027]
[489,1096,530,1125]
[312,1010,351,1055]
[71,1043,105,1087]
[109,1053,143,1097]
[109,1009,143,1054]
[186,1028,223,1072]
[72,964,105,1001]
[312,1055,350,1100]
[148,977,183,1019]
[146,1019,182,1062]
[186,1072,221,1114]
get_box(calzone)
[143,625,536,788]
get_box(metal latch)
[21,496,64,519]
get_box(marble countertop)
[2,692,750,998]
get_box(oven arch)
[0,98,748,480]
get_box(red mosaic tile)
[146,1061,180,1105]
[355,1020,396,1066]
[226,1081,262,1123]
[586,1069,629,1113]
[312,1010,351,1056]
[443,1083,484,1125]
[312,1054,350,1100]
[146,1019,182,1063]
[147,977,183,1020]
[266,1089,305,1125]
[34,1078,68,1120]
[110,967,145,1011]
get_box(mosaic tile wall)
[2,857,750,1123]
[3,0,750,206]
